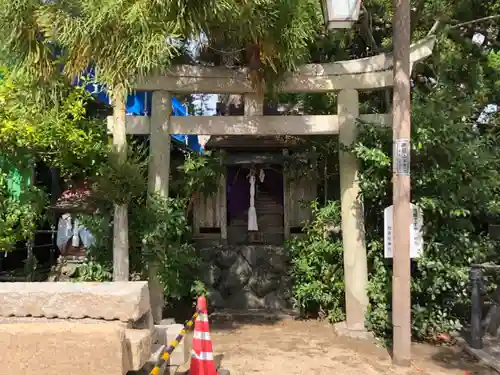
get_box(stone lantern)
[321,0,361,29]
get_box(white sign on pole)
[384,204,424,258]
[394,139,410,176]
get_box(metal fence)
[469,263,500,349]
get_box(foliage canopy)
[0,0,323,90]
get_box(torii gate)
[108,36,435,332]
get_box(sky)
[187,37,218,116]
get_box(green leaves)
[0,68,105,252]
[0,0,324,91]
[0,176,45,252]
[350,82,500,339]
[173,152,223,201]
[0,68,108,177]
[71,150,222,305]
[287,200,346,322]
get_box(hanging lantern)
[321,0,361,29]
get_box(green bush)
[74,150,221,306]
[76,195,200,303]
[287,200,345,322]
[355,86,500,340]
[0,159,45,252]
[288,84,500,341]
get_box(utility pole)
[392,0,412,366]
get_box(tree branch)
[427,20,441,36]
[427,14,500,36]
[360,3,391,112]
[410,0,426,37]
[449,14,500,30]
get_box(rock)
[238,245,259,266]
[226,288,264,309]
[47,262,79,281]
[216,248,238,269]
[263,291,289,310]
[199,247,216,263]
[220,256,252,294]
[197,244,292,311]
[0,281,150,322]
[200,264,222,287]
[132,311,154,331]
[207,289,225,309]
[268,250,289,273]
[248,267,281,298]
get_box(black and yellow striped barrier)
[149,311,200,375]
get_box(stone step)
[233,207,283,214]
[231,212,283,219]
[254,210,283,216]
[254,202,282,208]
[228,226,284,233]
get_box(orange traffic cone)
[190,296,218,375]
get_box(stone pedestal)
[200,245,291,310]
[333,321,374,341]
[47,255,86,281]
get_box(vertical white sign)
[394,139,410,176]
[384,204,423,258]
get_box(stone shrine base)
[199,245,292,310]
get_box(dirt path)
[209,318,493,375]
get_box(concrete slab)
[0,281,150,322]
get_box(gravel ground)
[209,318,494,375]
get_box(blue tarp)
[80,74,202,153]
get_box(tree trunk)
[111,88,129,281]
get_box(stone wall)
[200,245,292,310]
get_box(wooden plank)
[193,195,201,235]
[219,162,227,241]
[288,178,315,228]
[224,153,286,165]
[283,149,290,240]
[359,114,392,127]
[134,37,435,93]
[172,115,340,135]
[136,70,391,94]
[195,193,222,229]
[107,113,392,136]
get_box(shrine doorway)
[226,164,284,245]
